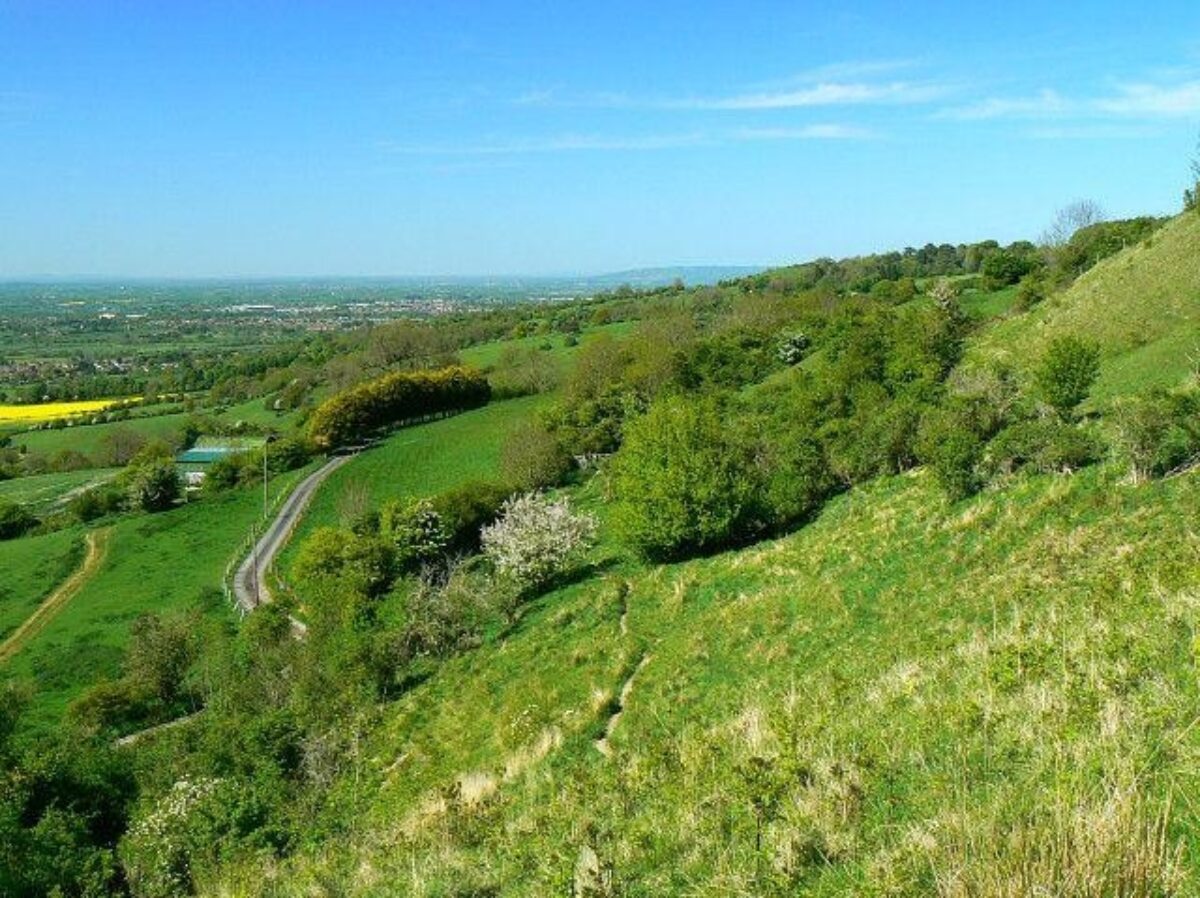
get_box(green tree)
[612,397,764,560]
[499,420,572,491]
[1034,335,1101,420]
[0,499,35,540]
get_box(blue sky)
[2,1,1200,277]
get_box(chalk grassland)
[249,464,1200,896]
[970,211,1200,402]
[0,399,119,424]
[0,528,84,643]
[3,466,314,733]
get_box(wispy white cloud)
[731,124,876,141]
[1094,80,1200,117]
[379,124,874,156]
[670,80,947,110]
[939,77,1200,122]
[940,89,1072,121]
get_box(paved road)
[233,455,353,615]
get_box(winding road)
[233,454,353,616]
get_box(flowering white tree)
[481,493,596,591]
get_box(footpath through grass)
[0,528,84,643]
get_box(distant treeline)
[307,365,490,449]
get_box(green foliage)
[980,244,1040,290]
[430,479,512,554]
[307,365,490,450]
[121,444,181,512]
[379,497,450,573]
[1034,335,1101,420]
[983,419,1105,478]
[916,405,985,500]
[612,397,764,559]
[293,527,395,599]
[675,327,776,391]
[499,420,572,491]
[1056,217,1165,277]
[1112,387,1200,481]
[0,498,35,540]
[69,484,125,523]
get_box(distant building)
[176,436,266,488]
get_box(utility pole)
[262,441,268,518]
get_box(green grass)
[970,212,1200,402]
[959,284,1019,319]
[0,468,121,511]
[11,412,189,461]
[279,394,553,575]
[234,461,1200,896]
[0,528,84,642]
[3,467,313,733]
[211,394,303,431]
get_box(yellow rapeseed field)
[0,399,119,425]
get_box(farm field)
[0,468,121,511]
[10,412,190,461]
[2,464,315,734]
[0,528,84,643]
[0,398,119,424]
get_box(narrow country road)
[233,454,353,615]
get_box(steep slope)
[970,211,1200,402]
[229,467,1200,896]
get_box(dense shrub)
[307,365,490,450]
[500,420,572,491]
[69,484,126,523]
[916,407,985,500]
[755,419,837,527]
[674,327,775,391]
[983,420,1105,478]
[1113,388,1200,481]
[430,480,512,553]
[481,493,596,591]
[542,385,641,456]
[612,397,764,560]
[0,499,36,540]
[292,527,395,599]
[488,345,560,399]
[123,454,181,512]
[1034,335,1100,420]
[981,246,1039,290]
[379,497,449,573]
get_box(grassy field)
[10,412,189,461]
[0,528,84,643]
[279,394,553,576]
[0,468,121,511]
[2,466,314,733]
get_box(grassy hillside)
[229,463,1200,896]
[971,212,1200,402]
[12,412,189,461]
[0,528,84,642]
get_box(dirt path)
[595,654,651,758]
[0,527,112,663]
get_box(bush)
[1034,335,1100,420]
[122,444,181,512]
[0,499,36,540]
[481,493,596,592]
[500,420,572,491]
[292,527,395,599]
[983,420,1105,478]
[612,397,764,559]
[430,480,512,553]
[1113,388,1200,481]
[69,484,125,523]
[379,497,449,573]
[756,419,837,527]
[916,407,984,500]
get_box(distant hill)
[577,265,765,289]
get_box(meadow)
[0,468,121,511]
[0,528,84,643]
